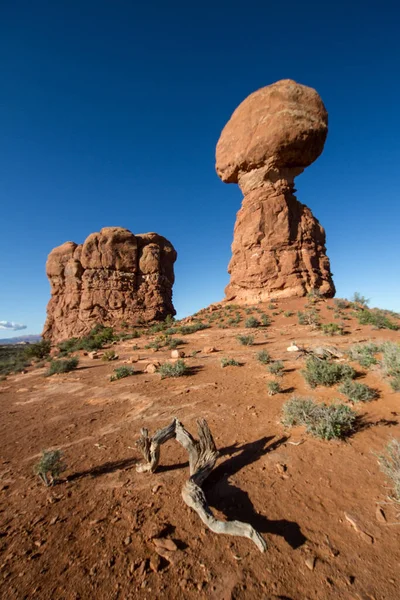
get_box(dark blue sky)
[1,0,399,336]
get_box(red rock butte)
[42,227,177,342]
[216,78,335,303]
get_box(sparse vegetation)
[267,380,281,396]
[167,337,184,349]
[257,350,271,364]
[58,324,117,355]
[283,311,294,317]
[334,298,349,310]
[381,342,400,377]
[390,376,400,392]
[357,309,399,330]
[47,357,79,376]
[23,340,51,360]
[237,334,254,346]
[260,313,271,327]
[348,342,380,368]
[267,360,284,377]
[338,379,378,402]
[282,396,356,440]
[245,316,260,328]
[297,309,320,328]
[321,323,345,336]
[102,349,118,361]
[110,366,135,381]
[221,357,240,368]
[0,345,30,375]
[157,359,188,378]
[302,357,355,388]
[352,292,370,307]
[34,449,66,486]
[378,438,400,503]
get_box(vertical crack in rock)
[216,78,335,302]
[43,227,177,342]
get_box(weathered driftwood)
[136,417,267,552]
[295,345,345,361]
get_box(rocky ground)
[1,297,400,600]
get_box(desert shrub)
[307,288,323,302]
[338,379,378,403]
[221,357,240,368]
[348,342,380,368]
[0,346,30,375]
[283,311,294,317]
[245,316,260,328]
[47,357,79,376]
[58,325,117,354]
[157,359,188,378]
[167,337,184,349]
[34,449,66,486]
[281,396,356,440]
[176,322,209,335]
[237,334,254,346]
[352,292,369,307]
[378,439,400,502]
[257,350,271,364]
[102,350,118,361]
[267,303,276,310]
[150,322,168,334]
[131,330,142,339]
[381,342,400,377]
[267,380,281,396]
[297,309,320,328]
[357,310,399,330]
[334,298,350,310]
[390,376,400,392]
[302,357,355,388]
[24,340,51,360]
[321,323,345,336]
[145,339,163,351]
[244,308,252,315]
[110,366,135,381]
[260,313,271,327]
[268,360,284,377]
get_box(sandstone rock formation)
[43,227,177,342]
[216,79,335,302]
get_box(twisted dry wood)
[136,417,267,552]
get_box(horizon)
[1,1,400,338]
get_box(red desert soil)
[1,298,400,600]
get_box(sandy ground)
[1,298,400,600]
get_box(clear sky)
[1,0,399,338]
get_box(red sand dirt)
[1,298,399,599]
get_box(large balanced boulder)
[43,227,177,342]
[216,79,335,302]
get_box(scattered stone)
[145,363,159,374]
[287,343,299,352]
[275,463,287,474]
[216,79,335,302]
[123,535,132,546]
[129,354,141,363]
[171,350,185,358]
[16,388,29,393]
[152,483,162,494]
[375,506,386,523]
[305,556,316,571]
[153,537,178,552]
[149,554,162,572]
[344,513,374,544]
[89,351,99,360]
[203,347,218,354]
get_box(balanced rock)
[43,227,177,342]
[216,79,335,302]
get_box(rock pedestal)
[216,79,335,302]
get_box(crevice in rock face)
[43,227,177,343]
[215,79,335,303]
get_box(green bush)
[381,342,400,377]
[167,337,185,349]
[357,309,399,330]
[0,346,30,375]
[338,379,378,402]
[237,334,254,346]
[47,357,79,376]
[390,376,400,392]
[297,309,320,328]
[302,357,355,388]
[221,357,240,368]
[378,439,400,502]
[245,316,261,328]
[257,350,271,364]
[102,350,118,361]
[321,323,344,336]
[157,359,188,378]
[348,343,380,368]
[267,360,284,377]
[352,292,369,307]
[281,396,356,440]
[283,311,294,317]
[24,340,51,360]
[267,380,281,396]
[260,313,271,327]
[34,449,66,486]
[334,298,349,309]
[58,325,117,354]
[110,366,135,381]
[176,322,209,335]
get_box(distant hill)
[0,334,41,345]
